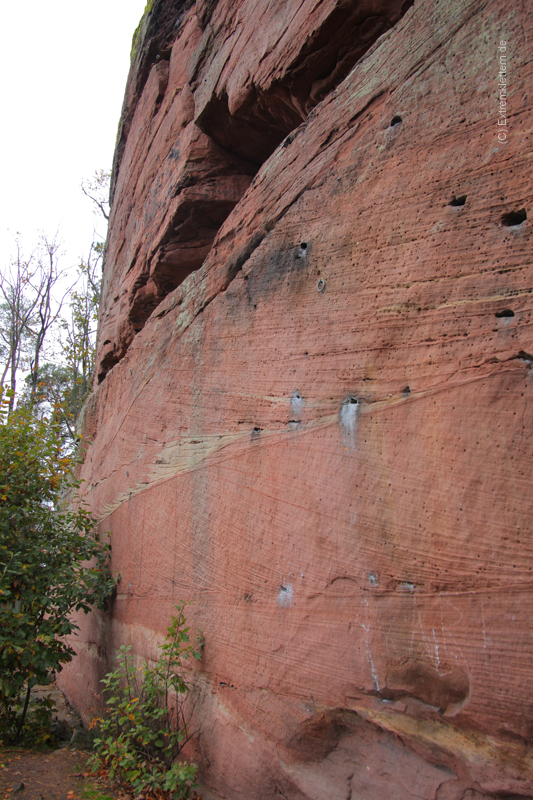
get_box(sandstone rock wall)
[60,1,533,797]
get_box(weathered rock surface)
[60,0,533,798]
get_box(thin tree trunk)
[14,683,32,743]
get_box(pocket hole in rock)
[495,308,515,318]
[501,209,527,226]
[390,115,402,126]
[449,195,467,207]
[296,242,308,259]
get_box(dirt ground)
[0,747,116,800]
[0,684,118,800]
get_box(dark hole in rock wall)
[449,194,467,206]
[194,0,416,165]
[501,208,527,226]
[287,712,347,762]
[98,341,127,384]
[495,308,515,318]
[126,172,254,335]
[127,197,246,333]
[195,90,304,168]
[128,277,163,334]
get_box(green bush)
[90,603,202,799]
[0,388,115,745]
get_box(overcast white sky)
[1,0,147,272]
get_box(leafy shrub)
[6,691,66,748]
[0,388,115,745]
[90,603,202,799]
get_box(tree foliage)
[90,604,201,799]
[28,243,102,442]
[0,389,115,744]
[0,171,111,744]
[0,170,109,445]
[0,235,71,413]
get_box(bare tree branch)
[81,169,111,221]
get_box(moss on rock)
[130,0,154,61]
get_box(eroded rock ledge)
[61,1,533,798]
[97,0,413,382]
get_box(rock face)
[60,0,533,797]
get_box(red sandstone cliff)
[60,1,533,797]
